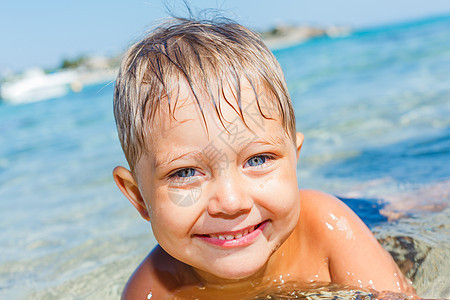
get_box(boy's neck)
[174,249,295,298]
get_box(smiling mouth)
[196,221,266,241]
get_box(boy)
[112,17,415,299]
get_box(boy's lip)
[193,220,269,248]
[195,221,265,237]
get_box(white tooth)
[225,235,234,240]
[250,226,255,232]
[218,235,225,240]
[235,233,242,239]
[243,229,249,236]
[210,234,217,239]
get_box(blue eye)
[246,155,269,167]
[171,168,196,178]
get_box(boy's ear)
[296,132,304,160]
[113,166,150,221]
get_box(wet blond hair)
[114,17,295,171]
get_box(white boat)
[0,68,78,104]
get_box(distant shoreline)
[0,24,351,104]
[260,24,352,50]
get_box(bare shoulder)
[122,245,192,300]
[299,189,380,252]
[298,189,363,236]
[298,189,415,294]
[299,189,352,219]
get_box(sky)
[2,0,450,73]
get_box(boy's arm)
[122,254,154,300]
[122,246,184,300]
[301,190,415,294]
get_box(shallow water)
[172,281,389,299]
[1,15,449,299]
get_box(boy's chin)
[195,255,270,283]
[218,267,263,280]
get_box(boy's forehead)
[145,104,288,170]
[157,76,280,125]
[143,77,286,156]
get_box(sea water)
[0,15,449,299]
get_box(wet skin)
[113,80,415,299]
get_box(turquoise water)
[1,15,449,299]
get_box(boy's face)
[114,79,303,282]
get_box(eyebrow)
[238,134,287,153]
[260,135,286,146]
[154,150,204,169]
[154,135,287,168]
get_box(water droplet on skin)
[357,279,362,287]
[326,222,334,230]
[336,217,354,240]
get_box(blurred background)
[2,0,450,73]
[1,1,449,298]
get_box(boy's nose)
[207,174,253,217]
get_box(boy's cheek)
[149,211,190,245]
[147,196,201,234]
[255,174,300,211]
